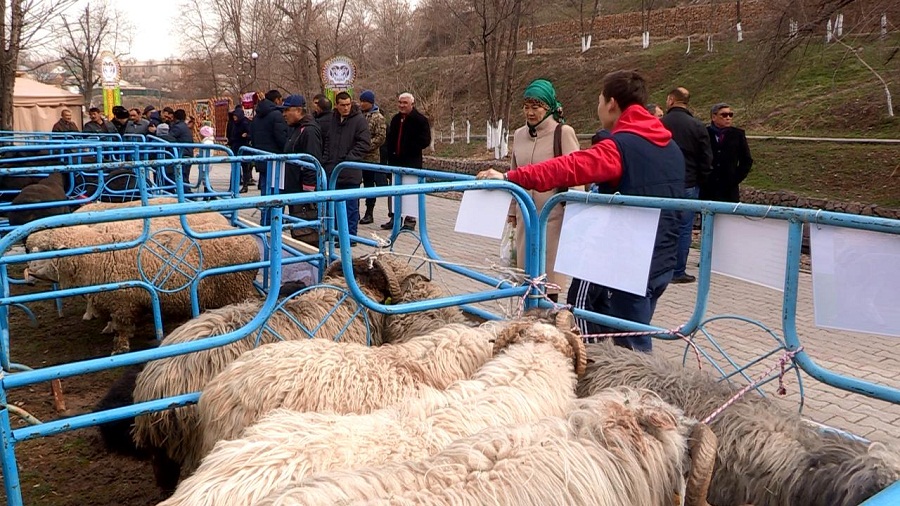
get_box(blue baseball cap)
[280,94,307,109]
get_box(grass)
[382,31,899,208]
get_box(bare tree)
[181,0,224,96]
[451,0,529,154]
[565,0,601,52]
[0,0,76,130]
[367,0,422,69]
[58,2,132,106]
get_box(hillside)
[360,32,899,207]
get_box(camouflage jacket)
[364,107,386,162]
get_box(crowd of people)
[48,73,753,352]
[478,69,753,353]
[224,88,432,241]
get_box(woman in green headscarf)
[506,79,580,302]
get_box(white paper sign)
[398,175,420,219]
[453,190,513,239]
[711,215,789,291]
[810,225,900,337]
[554,202,660,296]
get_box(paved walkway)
[210,165,900,443]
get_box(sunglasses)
[718,112,734,118]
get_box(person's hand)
[476,169,504,180]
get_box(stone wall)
[424,156,900,220]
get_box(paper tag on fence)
[454,190,512,238]
[554,202,659,296]
[711,215,789,291]
[810,225,900,337]
[398,175,419,219]
[268,161,285,190]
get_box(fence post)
[450,121,455,144]
[466,120,471,144]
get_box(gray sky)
[104,0,180,61]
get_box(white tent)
[13,76,84,132]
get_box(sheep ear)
[684,423,717,506]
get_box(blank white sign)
[454,190,513,239]
[398,175,420,219]
[810,225,900,337]
[554,202,660,296]
[711,215,789,291]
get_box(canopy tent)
[13,76,84,132]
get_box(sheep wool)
[157,321,584,506]
[197,323,496,458]
[25,201,258,353]
[578,340,900,506]
[255,387,692,506]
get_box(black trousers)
[362,170,389,209]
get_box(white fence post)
[789,19,798,38]
[642,31,650,49]
[707,35,714,52]
[466,120,471,144]
[526,40,534,55]
[686,36,691,54]
[836,13,844,37]
[486,121,493,150]
[826,19,833,43]
[450,121,455,144]
[736,22,743,42]
[882,14,888,39]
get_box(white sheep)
[196,323,494,458]
[578,340,900,506]
[131,255,411,490]
[157,319,586,506]
[24,203,259,353]
[254,387,708,506]
[196,310,576,459]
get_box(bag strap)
[553,123,563,158]
[553,123,567,194]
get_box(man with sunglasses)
[704,103,753,202]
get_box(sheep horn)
[370,257,402,300]
[566,331,587,378]
[684,423,718,506]
[322,259,343,280]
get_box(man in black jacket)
[661,87,712,284]
[323,91,371,238]
[704,103,753,203]
[281,94,324,244]
[382,92,431,231]
[251,89,289,190]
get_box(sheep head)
[492,309,587,378]
[323,255,402,302]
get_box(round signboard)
[321,56,356,91]
[100,52,120,87]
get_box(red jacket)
[506,104,673,192]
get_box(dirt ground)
[0,264,181,506]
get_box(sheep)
[6,172,72,226]
[382,271,472,343]
[577,340,900,506]
[156,317,586,506]
[130,255,409,490]
[195,310,577,460]
[253,387,710,506]
[24,210,260,353]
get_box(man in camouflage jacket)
[358,90,387,225]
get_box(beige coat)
[508,118,580,293]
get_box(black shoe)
[402,217,416,231]
[359,214,374,225]
[239,185,248,194]
[380,219,394,230]
[670,274,696,284]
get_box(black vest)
[595,131,685,289]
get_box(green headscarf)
[523,79,563,136]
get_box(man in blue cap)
[358,90,386,225]
[281,94,323,244]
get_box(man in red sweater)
[477,70,684,352]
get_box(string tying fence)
[701,346,804,425]
[581,325,704,370]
